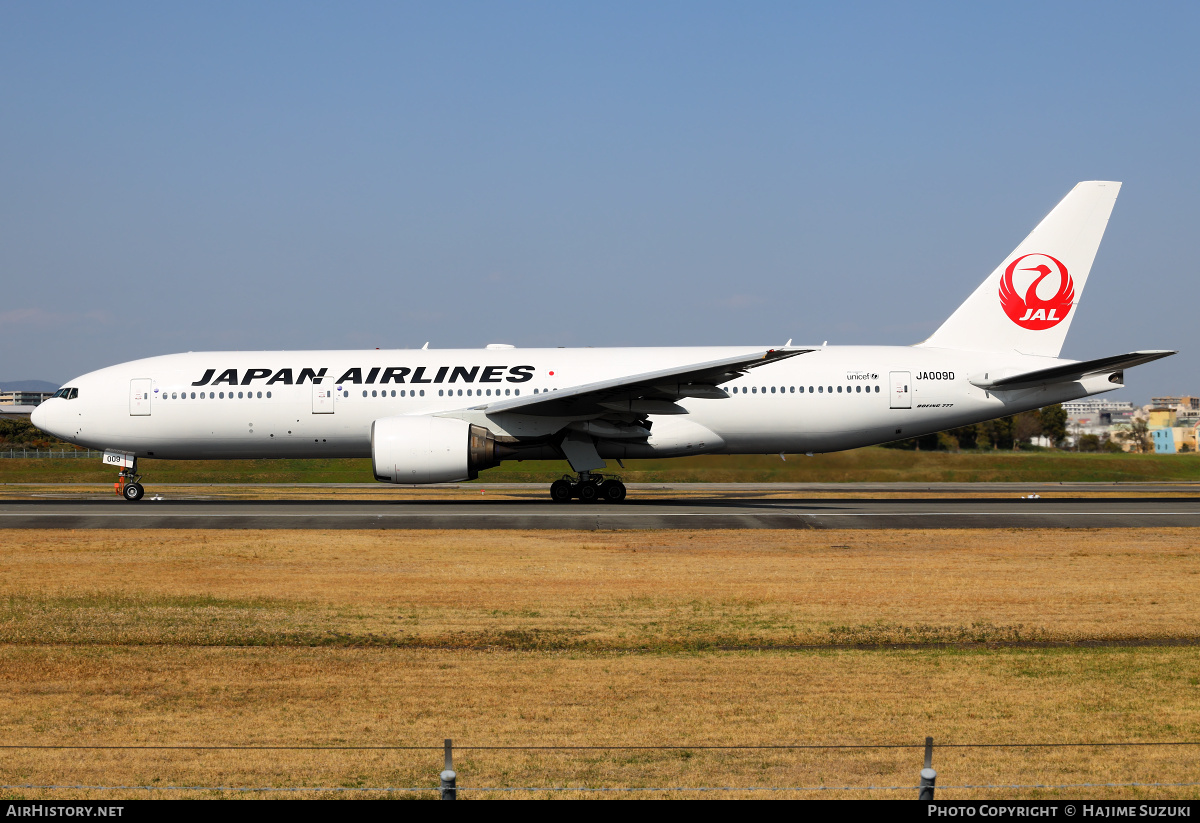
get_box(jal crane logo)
[998,253,1074,330]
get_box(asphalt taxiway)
[1,490,1197,530]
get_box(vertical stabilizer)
[918,181,1120,357]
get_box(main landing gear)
[115,465,145,502]
[549,472,627,503]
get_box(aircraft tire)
[578,482,599,503]
[549,479,573,503]
[123,483,145,502]
[600,480,627,502]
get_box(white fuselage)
[33,345,1114,462]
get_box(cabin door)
[889,371,912,409]
[312,384,335,414]
[129,379,153,416]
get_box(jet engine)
[371,416,505,484]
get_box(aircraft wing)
[456,347,815,417]
[971,350,1176,391]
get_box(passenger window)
[856,385,861,393]
[828,386,833,393]
[505,389,510,396]
[818,386,823,393]
[171,392,177,399]
[837,386,842,393]
[362,391,367,397]
[752,387,757,394]
[438,390,443,396]
[771,387,776,394]
[458,390,463,396]
[219,392,225,399]
[790,386,795,393]
[514,389,520,396]
[419,390,425,396]
[266,392,271,398]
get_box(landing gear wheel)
[123,482,145,502]
[550,479,573,503]
[600,480,627,502]
[577,482,599,503]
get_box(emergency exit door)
[890,371,911,409]
[129,379,152,416]
[312,384,335,413]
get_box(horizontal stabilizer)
[970,350,1175,391]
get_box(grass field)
[2,528,1200,799]
[3,447,1200,485]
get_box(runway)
[2,493,1198,529]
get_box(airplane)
[32,181,1173,503]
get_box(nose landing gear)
[112,458,145,502]
[120,477,145,501]
[549,472,627,503]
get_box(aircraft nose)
[30,401,60,438]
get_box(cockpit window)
[52,387,79,400]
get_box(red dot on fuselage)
[549,371,554,375]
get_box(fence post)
[919,736,936,800]
[440,738,456,800]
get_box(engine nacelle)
[371,416,503,484]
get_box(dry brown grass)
[2,646,1200,799]
[2,529,1198,648]
[2,528,1200,799]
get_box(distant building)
[1148,405,1199,454]
[1152,396,1200,410]
[1148,407,1178,429]
[0,405,36,420]
[0,390,54,407]
[1063,399,1136,447]
[1062,398,1136,416]
[1152,425,1198,454]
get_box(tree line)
[0,417,75,449]
[881,404,1120,452]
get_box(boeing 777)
[32,181,1173,502]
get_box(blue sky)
[2,2,1196,399]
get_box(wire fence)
[5,782,1200,794]
[0,449,99,459]
[5,739,1200,799]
